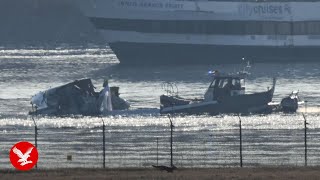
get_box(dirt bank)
[1,167,320,180]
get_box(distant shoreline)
[2,167,320,180]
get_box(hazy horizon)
[0,0,103,47]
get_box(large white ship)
[76,0,320,64]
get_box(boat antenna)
[239,57,251,76]
[162,82,178,96]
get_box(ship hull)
[75,0,320,64]
[110,42,320,65]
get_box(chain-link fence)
[1,115,320,169]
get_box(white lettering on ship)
[117,1,184,10]
[238,3,291,17]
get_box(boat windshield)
[210,77,243,90]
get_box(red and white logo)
[9,141,38,171]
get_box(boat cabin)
[204,74,245,101]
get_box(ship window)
[245,22,262,34]
[307,22,320,35]
[277,22,291,35]
[293,22,305,35]
[262,22,276,35]
[90,18,320,36]
[151,21,160,32]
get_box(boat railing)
[162,82,179,96]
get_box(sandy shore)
[1,167,320,180]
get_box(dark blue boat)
[160,72,276,115]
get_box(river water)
[0,46,320,169]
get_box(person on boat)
[97,79,113,113]
[234,79,241,90]
[223,79,234,96]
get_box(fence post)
[303,113,308,167]
[156,137,159,166]
[168,115,174,168]
[238,115,243,168]
[31,116,38,169]
[101,117,106,169]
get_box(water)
[0,46,320,169]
